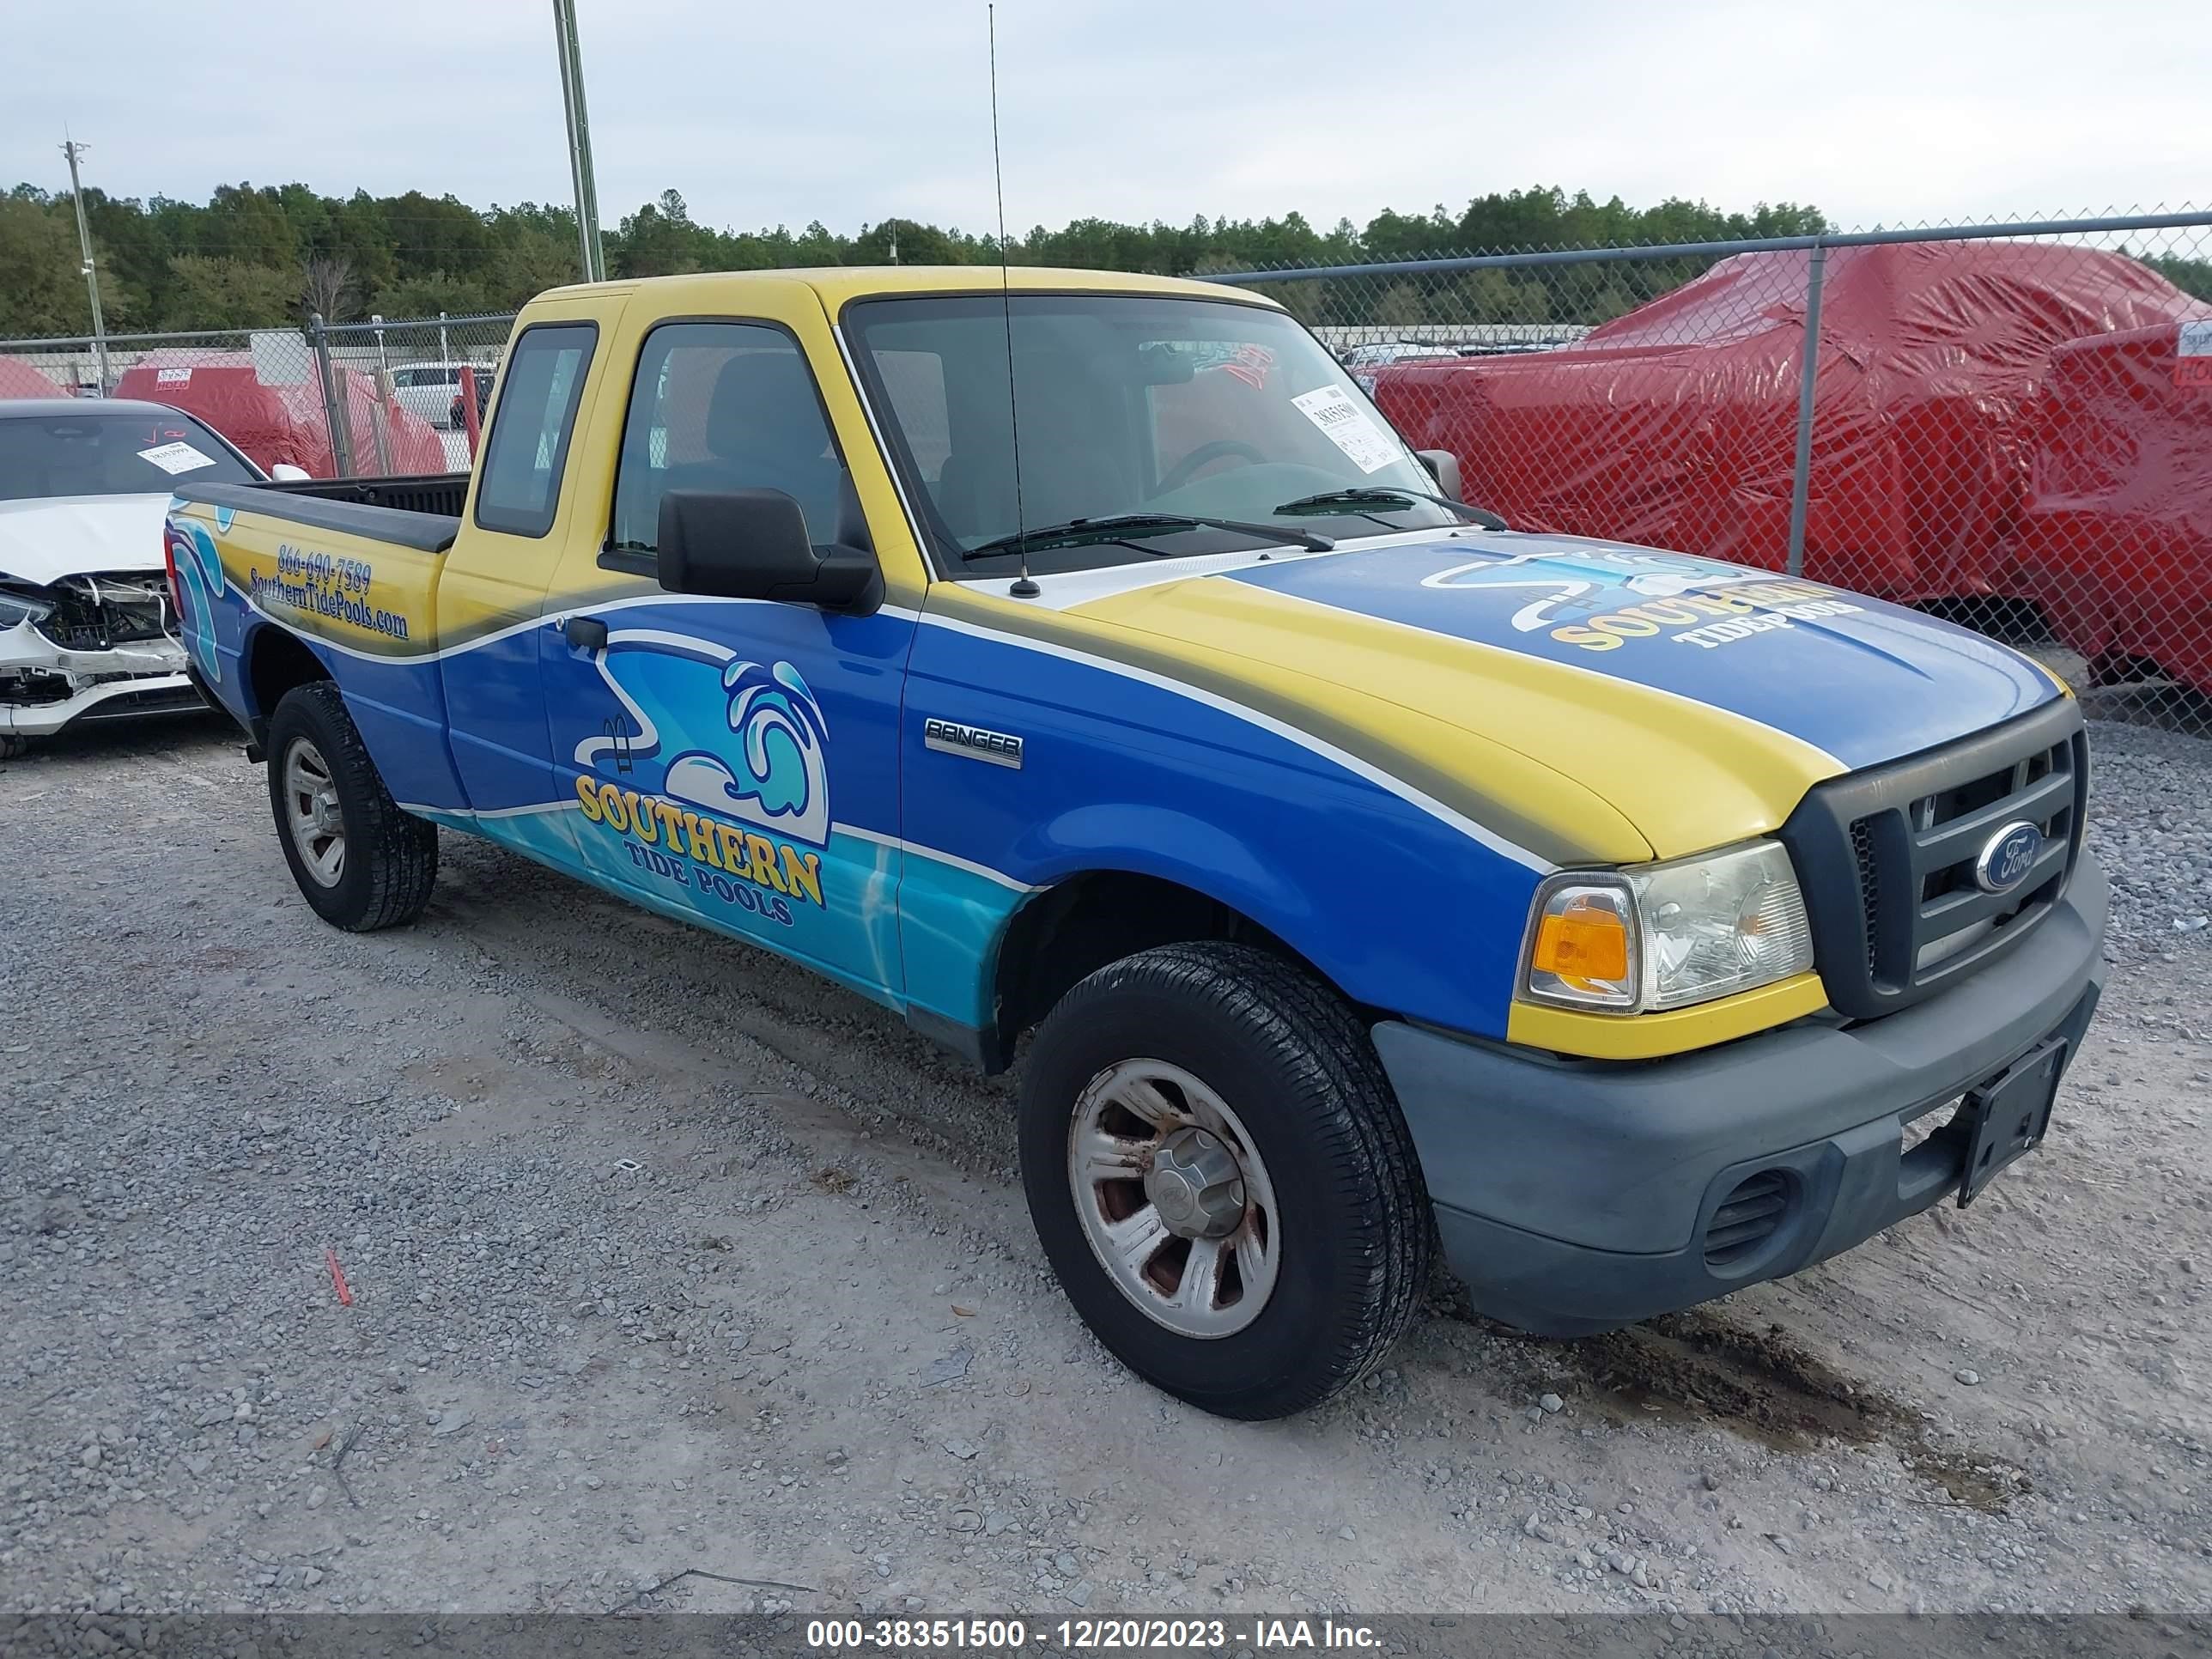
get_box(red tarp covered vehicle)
[2006,319,2212,694]
[111,356,444,478]
[1369,241,2204,601]
[0,356,64,398]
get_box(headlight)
[0,591,52,629]
[1523,841,1814,1014]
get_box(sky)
[5,0,2206,239]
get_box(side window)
[610,321,844,559]
[474,323,597,538]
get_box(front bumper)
[1,621,199,737]
[1376,851,2107,1337]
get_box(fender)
[236,614,474,813]
[1018,804,1319,933]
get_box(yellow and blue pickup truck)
[164,266,2104,1419]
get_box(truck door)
[434,313,608,842]
[535,304,918,1008]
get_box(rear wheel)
[265,682,437,931]
[1018,941,1431,1419]
[0,734,28,761]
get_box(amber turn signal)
[1532,896,1631,983]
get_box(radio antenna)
[988,3,1038,599]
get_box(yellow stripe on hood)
[928,580,1644,865]
[1065,574,1848,862]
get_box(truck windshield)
[0,408,257,502]
[842,293,1458,576]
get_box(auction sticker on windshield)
[137,441,219,476]
[1290,385,1400,473]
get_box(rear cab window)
[474,324,598,538]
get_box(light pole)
[551,0,606,283]
[61,138,109,394]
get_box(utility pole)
[551,0,605,283]
[61,138,110,394]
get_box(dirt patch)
[1569,1312,2027,1510]
[1577,1313,1900,1447]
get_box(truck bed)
[173,474,466,553]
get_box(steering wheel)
[1157,439,1267,495]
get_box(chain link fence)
[6,210,2209,731]
[1213,209,2212,733]
[0,312,516,480]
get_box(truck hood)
[0,494,172,586]
[1037,532,2064,864]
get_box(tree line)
[1,179,2203,342]
[0,182,1841,338]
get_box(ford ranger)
[165,267,2105,1420]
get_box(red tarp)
[0,356,65,398]
[2006,320,2212,693]
[1370,241,2207,602]
[112,357,445,478]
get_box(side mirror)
[658,488,882,615]
[270,463,312,483]
[1415,448,1462,501]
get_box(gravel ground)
[2,711,2209,1620]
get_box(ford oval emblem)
[1973,820,2045,895]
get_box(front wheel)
[1018,942,1432,1419]
[265,682,438,931]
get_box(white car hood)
[0,494,172,586]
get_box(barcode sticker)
[1291,385,1401,474]
[137,441,217,475]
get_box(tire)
[265,681,437,931]
[0,733,28,761]
[1018,941,1432,1420]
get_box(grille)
[76,684,205,720]
[1705,1170,1794,1267]
[1778,700,2087,1021]
[1849,818,1881,980]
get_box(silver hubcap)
[1066,1060,1280,1339]
[283,738,346,887]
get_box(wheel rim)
[1066,1059,1280,1340]
[283,737,346,887]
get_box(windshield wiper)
[962,513,1332,562]
[1273,487,1507,530]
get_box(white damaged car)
[0,399,289,757]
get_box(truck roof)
[527,264,1284,315]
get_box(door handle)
[564,615,609,651]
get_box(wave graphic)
[651,657,833,848]
[164,512,225,684]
